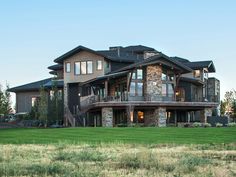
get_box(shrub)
[179,155,211,173]
[116,123,127,127]
[118,152,159,169]
[192,122,202,127]
[184,123,191,128]
[216,123,223,127]
[203,123,211,128]
[54,150,107,162]
[227,122,236,127]
[118,154,140,169]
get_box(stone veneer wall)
[144,107,167,127]
[145,65,162,101]
[102,107,113,127]
[157,107,167,127]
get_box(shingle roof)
[184,61,216,72]
[170,57,190,63]
[97,50,139,62]
[171,57,216,73]
[43,79,64,88]
[8,78,52,92]
[54,45,140,64]
[123,45,155,53]
[112,53,192,74]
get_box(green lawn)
[0,127,235,144]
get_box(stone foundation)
[102,107,113,127]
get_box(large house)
[9,45,220,127]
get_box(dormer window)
[66,62,71,73]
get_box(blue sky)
[0,0,236,103]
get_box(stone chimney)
[109,46,123,57]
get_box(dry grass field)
[0,127,235,176]
[0,143,236,177]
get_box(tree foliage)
[38,87,48,127]
[0,83,12,115]
[221,89,236,121]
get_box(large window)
[74,62,81,75]
[97,60,102,70]
[65,62,71,73]
[75,61,93,75]
[162,70,175,99]
[129,69,144,96]
[87,61,93,74]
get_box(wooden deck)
[90,101,219,110]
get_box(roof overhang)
[81,71,129,86]
[180,77,204,86]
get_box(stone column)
[146,65,162,101]
[157,107,167,127]
[144,107,167,127]
[200,108,213,123]
[102,107,113,127]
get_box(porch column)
[102,107,113,127]
[144,107,167,127]
[200,108,212,123]
[157,107,167,127]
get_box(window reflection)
[132,72,136,79]
[162,84,167,96]
[74,62,80,75]
[97,60,102,70]
[130,82,136,96]
[137,69,143,79]
[87,61,93,74]
[66,62,71,73]
[81,62,87,74]
[162,73,167,81]
[137,83,143,96]
[167,83,174,97]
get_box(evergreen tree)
[0,83,12,115]
[38,87,48,127]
